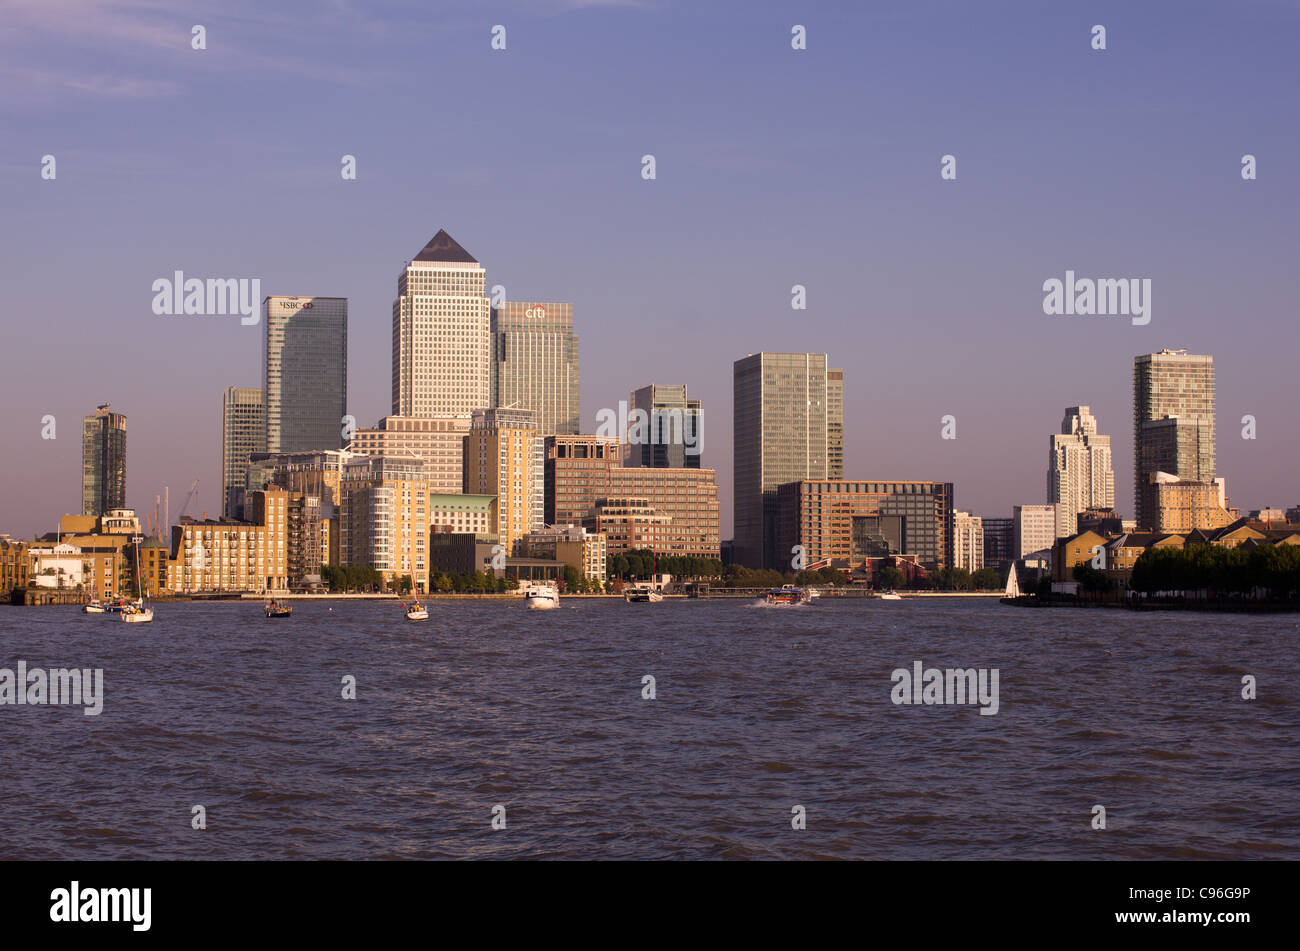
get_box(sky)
[1,0,1297,540]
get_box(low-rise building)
[524,524,607,584]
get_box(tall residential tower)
[222,387,266,519]
[1133,350,1216,528]
[81,404,127,517]
[1047,405,1115,538]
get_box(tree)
[1072,563,1113,595]
[876,566,905,590]
[971,567,1000,590]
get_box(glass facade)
[1133,350,1215,528]
[491,301,579,436]
[222,387,265,518]
[263,296,347,454]
[81,405,127,517]
[627,383,702,469]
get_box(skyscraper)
[81,404,127,517]
[1133,350,1216,528]
[827,368,844,479]
[627,383,702,468]
[263,296,348,453]
[1047,405,1115,538]
[733,353,844,569]
[392,230,491,417]
[222,387,266,519]
[491,301,579,435]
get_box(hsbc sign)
[280,300,314,311]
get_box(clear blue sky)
[2,0,1297,539]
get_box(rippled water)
[0,598,1295,860]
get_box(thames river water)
[0,598,1295,860]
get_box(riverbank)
[1002,595,1300,613]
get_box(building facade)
[349,415,471,495]
[463,408,543,556]
[263,296,348,454]
[82,404,127,517]
[1013,504,1057,557]
[1047,405,1115,538]
[1133,350,1216,528]
[775,480,955,571]
[1146,474,1233,533]
[523,524,607,584]
[392,230,491,417]
[167,488,292,593]
[733,353,844,569]
[626,384,702,469]
[981,517,1015,570]
[491,301,579,436]
[337,457,430,593]
[545,435,622,525]
[428,493,494,537]
[222,386,265,519]
[953,511,984,572]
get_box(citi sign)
[524,305,546,319]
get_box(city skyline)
[3,1,1297,539]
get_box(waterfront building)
[953,511,984,572]
[523,524,607,584]
[1133,350,1216,528]
[1013,504,1057,558]
[337,457,430,593]
[626,384,702,469]
[263,296,348,454]
[775,480,955,571]
[167,488,293,593]
[1047,406,1115,538]
[82,404,127,517]
[981,516,1015,571]
[0,537,32,595]
[428,493,495,537]
[491,301,579,436]
[222,387,265,519]
[463,408,544,557]
[392,230,491,417]
[733,353,844,569]
[1146,473,1234,533]
[544,435,720,558]
[349,416,471,494]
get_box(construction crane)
[178,480,200,521]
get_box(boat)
[624,585,663,603]
[83,599,105,614]
[524,583,560,610]
[806,587,822,600]
[1004,563,1021,598]
[763,585,809,605]
[121,538,154,622]
[879,591,903,601]
[265,599,293,618]
[104,599,130,613]
[404,601,429,621]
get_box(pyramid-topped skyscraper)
[392,230,491,417]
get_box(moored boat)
[879,591,903,601]
[624,585,663,603]
[404,601,429,621]
[524,583,560,610]
[265,599,293,618]
[83,599,105,614]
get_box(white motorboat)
[879,591,903,601]
[83,599,105,614]
[624,585,663,603]
[525,583,560,610]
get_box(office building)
[546,435,622,525]
[463,408,544,557]
[349,416,471,494]
[263,296,348,454]
[953,511,984,572]
[1047,405,1115,538]
[392,230,491,417]
[626,384,702,469]
[491,301,579,436]
[1133,350,1215,528]
[733,353,844,569]
[1013,504,1057,557]
[523,524,607,584]
[429,493,494,537]
[81,404,127,517]
[222,387,265,519]
[775,480,955,571]
[981,516,1015,570]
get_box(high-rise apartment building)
[490,301,579,435]
[222,387,265,519]
[392,230,491,417]
[953,511,984,572]
[626,384,702,469]
[463,408,544,556]
[1047,405,1115,538]
[349,416,471,495]
[1133,350,1215,528]
[337,457,430,593]
[263,296,348,454]
[733,353,844,569]
[1013,504,1057,558]
[81,404,127,517]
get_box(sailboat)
[1005,562,1021,599]
[121,537,153,622]
[404,600,429,621]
